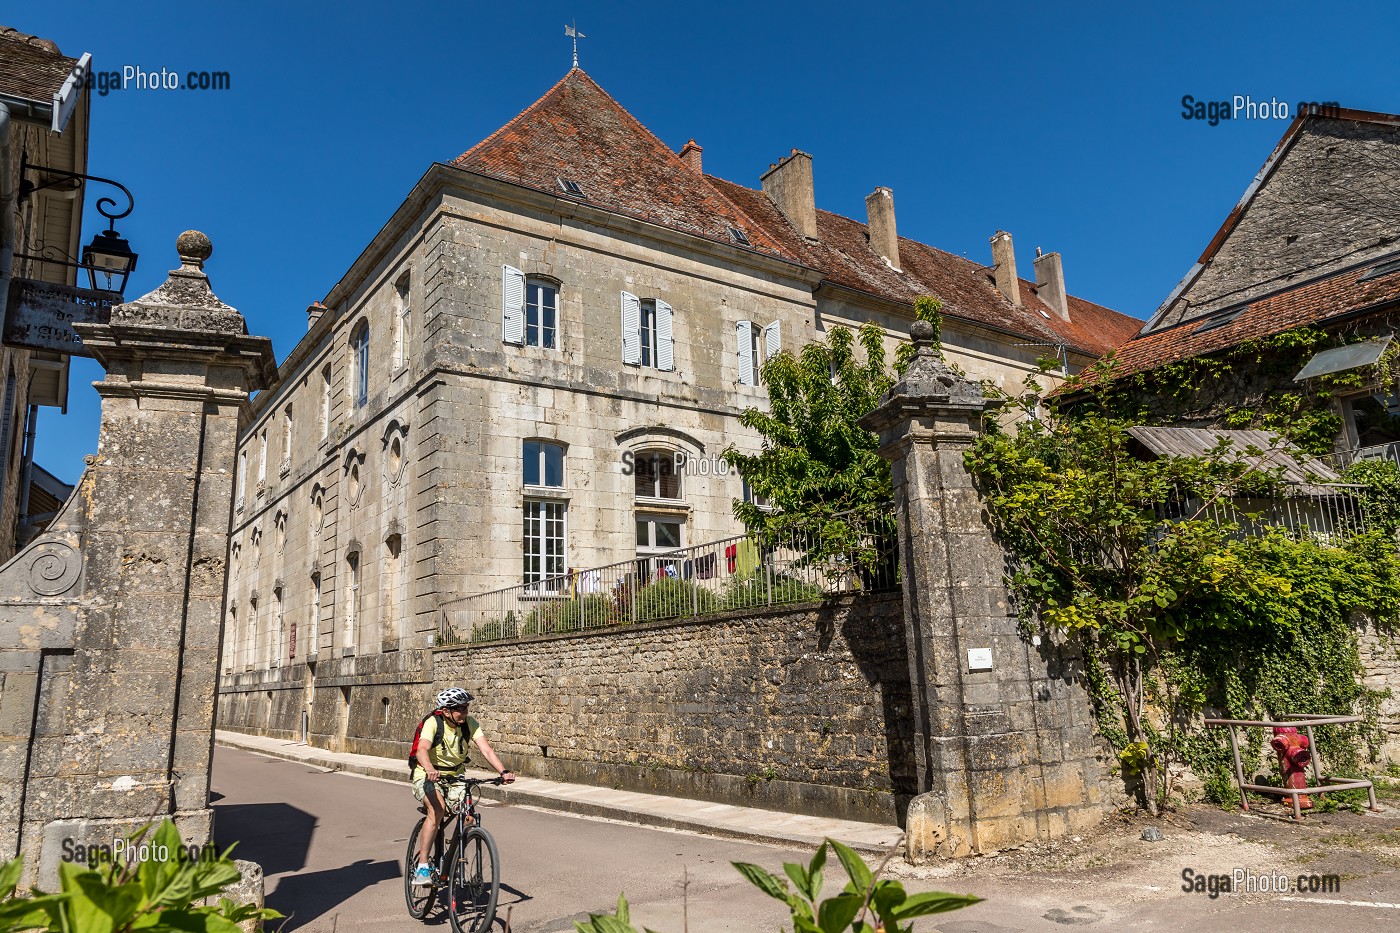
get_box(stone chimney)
[990,231,1020,306]
[1034,248,1070,322]
[307,300,327,330]
[679,139,703,174]
[761,149,817,240]
[865,187,900,271]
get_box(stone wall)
[1356,614,1400,765]
[430,593,914,824]
[0,233,273,884]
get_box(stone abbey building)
[217,68,1140,755]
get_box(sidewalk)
[215,730,902,856]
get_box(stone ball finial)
[911,320,936,343]
[176,230,213,270]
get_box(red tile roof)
[712,176,1140,356]
[1085,260,1400,386]
[452,69,789,258]
[450,68,1142,357]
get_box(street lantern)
[82,226,138,294]
[16,153,138,295]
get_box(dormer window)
[728,226,751,247]
[557,177,584,197]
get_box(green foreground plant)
[574,838,979,933]
[0,820,280,933]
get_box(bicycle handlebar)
[428,774,506,789]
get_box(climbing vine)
[968,362,1400,812]
[1083,324,1400,457]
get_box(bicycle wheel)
[447,825,499,933]
[404,817,437,920]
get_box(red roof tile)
[712,176,1140,356]
[452,69,789,258]
[1086,261,1400,386]
[451,69,1142,357]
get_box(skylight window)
[727,226,751,247]
[557,177,585,197]
[1192,307,1246,335]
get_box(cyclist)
[411,687,515,886]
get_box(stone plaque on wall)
[4,278,119,357]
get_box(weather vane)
[565,21,587,68]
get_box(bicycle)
[404,775,504,933]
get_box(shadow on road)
[213,801,316,875]
[271,858,401,930]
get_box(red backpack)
[407,710,447,778]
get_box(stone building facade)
[217,68,1140,756]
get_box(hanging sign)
[4,278,119,357]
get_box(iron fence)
[438,510,899,645]
[1319,441,1400,473]
[1156,490,1370,543]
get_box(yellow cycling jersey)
[411,713,483,783]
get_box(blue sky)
[16,1,1400,483]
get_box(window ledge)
[523,485,570,500]
[635,497,689,514]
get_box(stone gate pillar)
[0,232,274,883]
[859,321,1106,862]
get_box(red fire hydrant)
[1271,727,1312,810]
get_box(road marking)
[1278,897,1400,909]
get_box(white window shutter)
[621,292,642,365]
[737,320,755,385]
[502,265,525,345]
[763,320,781,361]
[655,300,675,372]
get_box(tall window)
[523,501,566,589]
[321,364,332,438]
[225,606,237,673]
[273,586,284,667]
[351,322,369,409]
[257,431,267,485]
[393,273,411,369]
[525,280,558,349]
[620,292,674,371]
[385,535,403,645]
[634,449,682,500]
[522,440,566,590]
[282,405,293,463]
[309,572,321,657]
[248,598,259,669]
[523,440,564,488]
[344,552,360,652]
[737,320,781,386]
[236,451,247,509]
[639,300,656,368]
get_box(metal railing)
[1156,490,1370,543]
[1319,441,1400,473]
[438,510,899,645]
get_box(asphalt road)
[213,746,1400,933]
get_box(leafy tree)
[721,298,942,587]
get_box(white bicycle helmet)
[435,687,474,708]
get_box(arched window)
[393,272,411,368]
[344,552,360,653]
[634,448,682,500]
[350,321,370,409]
